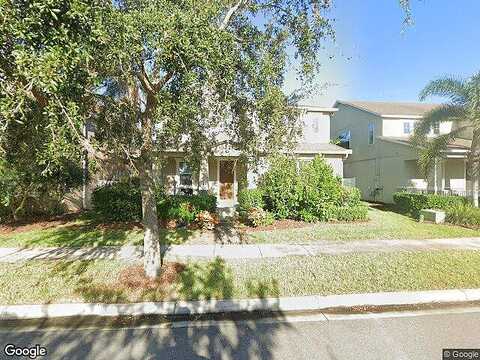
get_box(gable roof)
[294,142,351,155]
[335,100,440,118]
[378,136,471,152]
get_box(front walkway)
[1,237,480,263]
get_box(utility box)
[419,209,446,224]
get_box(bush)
[296,156,345,221]
[157,193,217,223]
[92,182,217,224]
[446,204,480,228]
[334,205,369,222]
[195,210,219,230]
[238,188,265,214]
[92,182,142,222]
[259,155,301,219]
[393,192,469,217]
[259,155,367,222]
[298,209,318,223]
[247,208,275,227]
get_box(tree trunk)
[470,129,480,207]
[473,176,479,208]
[139,159,161,278]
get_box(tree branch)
[219,0,244,30]
[57,98,107,161]
[137,63,155,94]
[152,70,174,92]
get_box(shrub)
[93,182,217,224]
[339,186,362,207]
[259,155,301,219]
[298,209,318,223]
[157,193,217,223]
[296,156,344,221]
[238,188,265,214]
[247,207,275,227]
[334,205,369,222]
[446,204,480,228]
[195,210,219,230]
[393,192,469,217]
[259,155,367,222]
[92,182,142,222]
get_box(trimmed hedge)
[92,182,142,222]
[92,183,216,223]
[334,205,369,222]
[393,192,469,217]
[446,204,480,228]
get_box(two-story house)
[330,100,472,203]
[158,106,352,209]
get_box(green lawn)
[0,215,199,248]
[247,206,480,243]
[2,250,480,305]
[1,205,480,248]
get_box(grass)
[2,250,480,305]
[1,205,480,248]
[0,213,199,248]
[247,205,480,243]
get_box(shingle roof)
[378,136,472,151]
[294,142,351,155]
[336,100,440,117]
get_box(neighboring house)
[155,106,351,209]
[330,100,472,203]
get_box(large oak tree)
[1,0,413,278]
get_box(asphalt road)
[0,307,479,360]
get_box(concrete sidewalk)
[1,288,480,320]
[1,237,480,262]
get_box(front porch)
[160,155,247,208]
[399,157,475,199]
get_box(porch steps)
[217,206,237,220]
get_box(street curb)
[1,289,480,320]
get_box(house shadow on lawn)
[0,211,203,247]
[26,258,291,359]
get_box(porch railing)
[397,187,477,200]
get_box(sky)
[288,0,480,107]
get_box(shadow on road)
[0,258,290,359]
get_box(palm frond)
[416,125,471,176]
[411,104,466,147]
[419,76,468,105]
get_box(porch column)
[441,160,446,193]
[198,157,209,191]
[433,158,438,194]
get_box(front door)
[219,160,235,202]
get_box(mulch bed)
[0,212,81,234]
[118,262,186,291]
[240,219,313,233]
[0,212,143,235]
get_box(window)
[178,161,193,195]
[368,123,375,145]
[403,122,412,135]
[338,130,351,149]
[433,121,440,135]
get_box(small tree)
[412,72,480,207]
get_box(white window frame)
[403,121,412,135]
